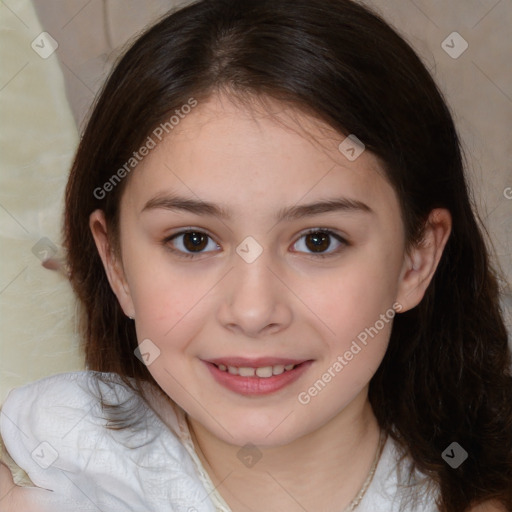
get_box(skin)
[0,93,458,511]
[0,463,503,512]
[91,93,452,511]
[90,92,454,510]
[0,461,69,510]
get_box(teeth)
[255,366,273,378]
[216,363,298,377]
[272,364,285,375]
[239,367,255,377]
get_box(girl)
[1,0,511,510]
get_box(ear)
[396,208,452,312]
[89,209,135,319]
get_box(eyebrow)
[141,193,373,221]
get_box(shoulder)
[0,371,160,484]
[365,435,509,512]
[359,434,440,511]
[1,371,134,434]
[1,370,124,403]
[0,371,215,510]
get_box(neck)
[187,388,382,512]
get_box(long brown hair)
[63,0,512,510]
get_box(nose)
[216,250,293,338]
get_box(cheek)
[296,267,396,416]
[121,241,203,340]
[304,249,401,342]
[131,272,208,342]
[294,246,401,402]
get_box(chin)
[213,415,306,448]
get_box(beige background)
[1,0,511,401]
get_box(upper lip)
[204,357,310,367]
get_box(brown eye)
[305,231,331,252]
[167,230,219,257]
[183,232,208,252]
[292,229,346,256]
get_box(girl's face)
[92,93,435,447]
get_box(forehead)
[121,93,399,221]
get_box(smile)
[203,358,313,396]
[215,363,298,378]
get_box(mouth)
[212,362,300,377]
[202,357,313,396]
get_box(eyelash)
[163,228,348,260]
[294,228,348,258]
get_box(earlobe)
[396,208,452,312]
[89,209,135,318]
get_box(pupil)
[306,232,330,252]
[184,232,207,251]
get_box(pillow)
[0,0,84,404]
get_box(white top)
[0,371,439,511]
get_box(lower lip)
[204,361,313,396]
